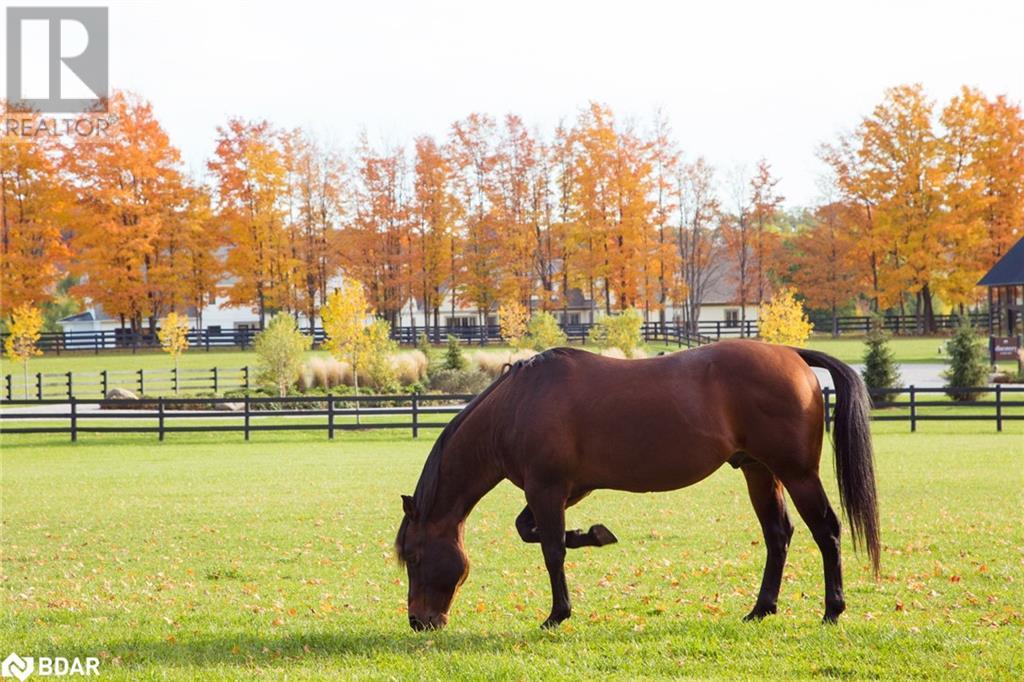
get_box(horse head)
[396,494,468,630]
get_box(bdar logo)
[2,653,34,682]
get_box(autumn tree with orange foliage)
[818,83,1024,330]
[343,136,411,327]
[208,118,291,327]
[63,91,190,332]
[568,103,656,315]
[284,129,345,332]
[0,110,69,317]
[447,113,502,335]
[410,135,457,337]
[786,201,863,335]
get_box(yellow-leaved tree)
[498,301,529,350]
[4,304,44,398]
[158,312,190,390]
[321,277,398,395]
[757,288,813,346]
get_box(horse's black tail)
[795,348,881,576]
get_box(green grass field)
[2,421,1022,680]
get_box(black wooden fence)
[3,367,250,401]
[5,312,989,356]
[1,386,1020,442]
[0,393,473,441]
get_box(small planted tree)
[943,314,988,401]
[253,313,311,397]
[525,310,567,351]
[4,304,43,399]
[157,311,190,392]
[757,288,813,347]
[499,301,529,350]
[363,318,399,392]
[589,308,644,357]
[861,322,901,404]
[444,334,467,370]
[322,278,398,394]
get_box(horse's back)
[495,342,824,493]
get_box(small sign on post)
[990,336,1020,362]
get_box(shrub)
[428,367,492,394]
[391,350,429,385]
[468,348,537,378]
[416,332,432,360]
[943,314,988,401]
[757,288,813,346]
[254,314,312,397]
[363,319,399,392]
[589,308,644,357]
[444,335,467,370]
[861,323,901,398]
[301,356,351,390]
[525,311,567,350]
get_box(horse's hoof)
[743,604,777,621]
[541,613,569,629]
[822,612,842,624]
[589,524,618,546]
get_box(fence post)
[70,396,77,442]
[243,366,250,392]
[412,393,419,439]
[66,371,73,399]
[158,396,165,442]
[327,394,335,440]
[909,385,917,433]
[995,384,1002,433]
[138,368,145,395]
[101,370,108,397]
[212,367,219,394]
[173,366,179,394]
[823,387,831,433]
[94,333,99,354]
[36,372,42,400]
[5,374,11,401]
[243,395,251,441]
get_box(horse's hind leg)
[515,502,618,549]
[781,473,845,623]
[741,461,794,621]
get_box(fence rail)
[1,312,994,355]
[1,385,1020,442]
[3,366,250,401]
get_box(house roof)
[58,307,114,324]
[978,236,1024,287]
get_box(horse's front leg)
[515,505,618,548]
[525,486,571,628]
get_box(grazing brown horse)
[395,340,879,630]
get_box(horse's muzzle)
[409,613,447,631]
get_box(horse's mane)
[395,348,575,564]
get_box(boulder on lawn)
[105,387,139,401]
[214,401,244,412]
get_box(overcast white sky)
[5,0,1024,205]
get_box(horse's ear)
[401,494,417,519]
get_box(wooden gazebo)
[978,236,1024,362]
